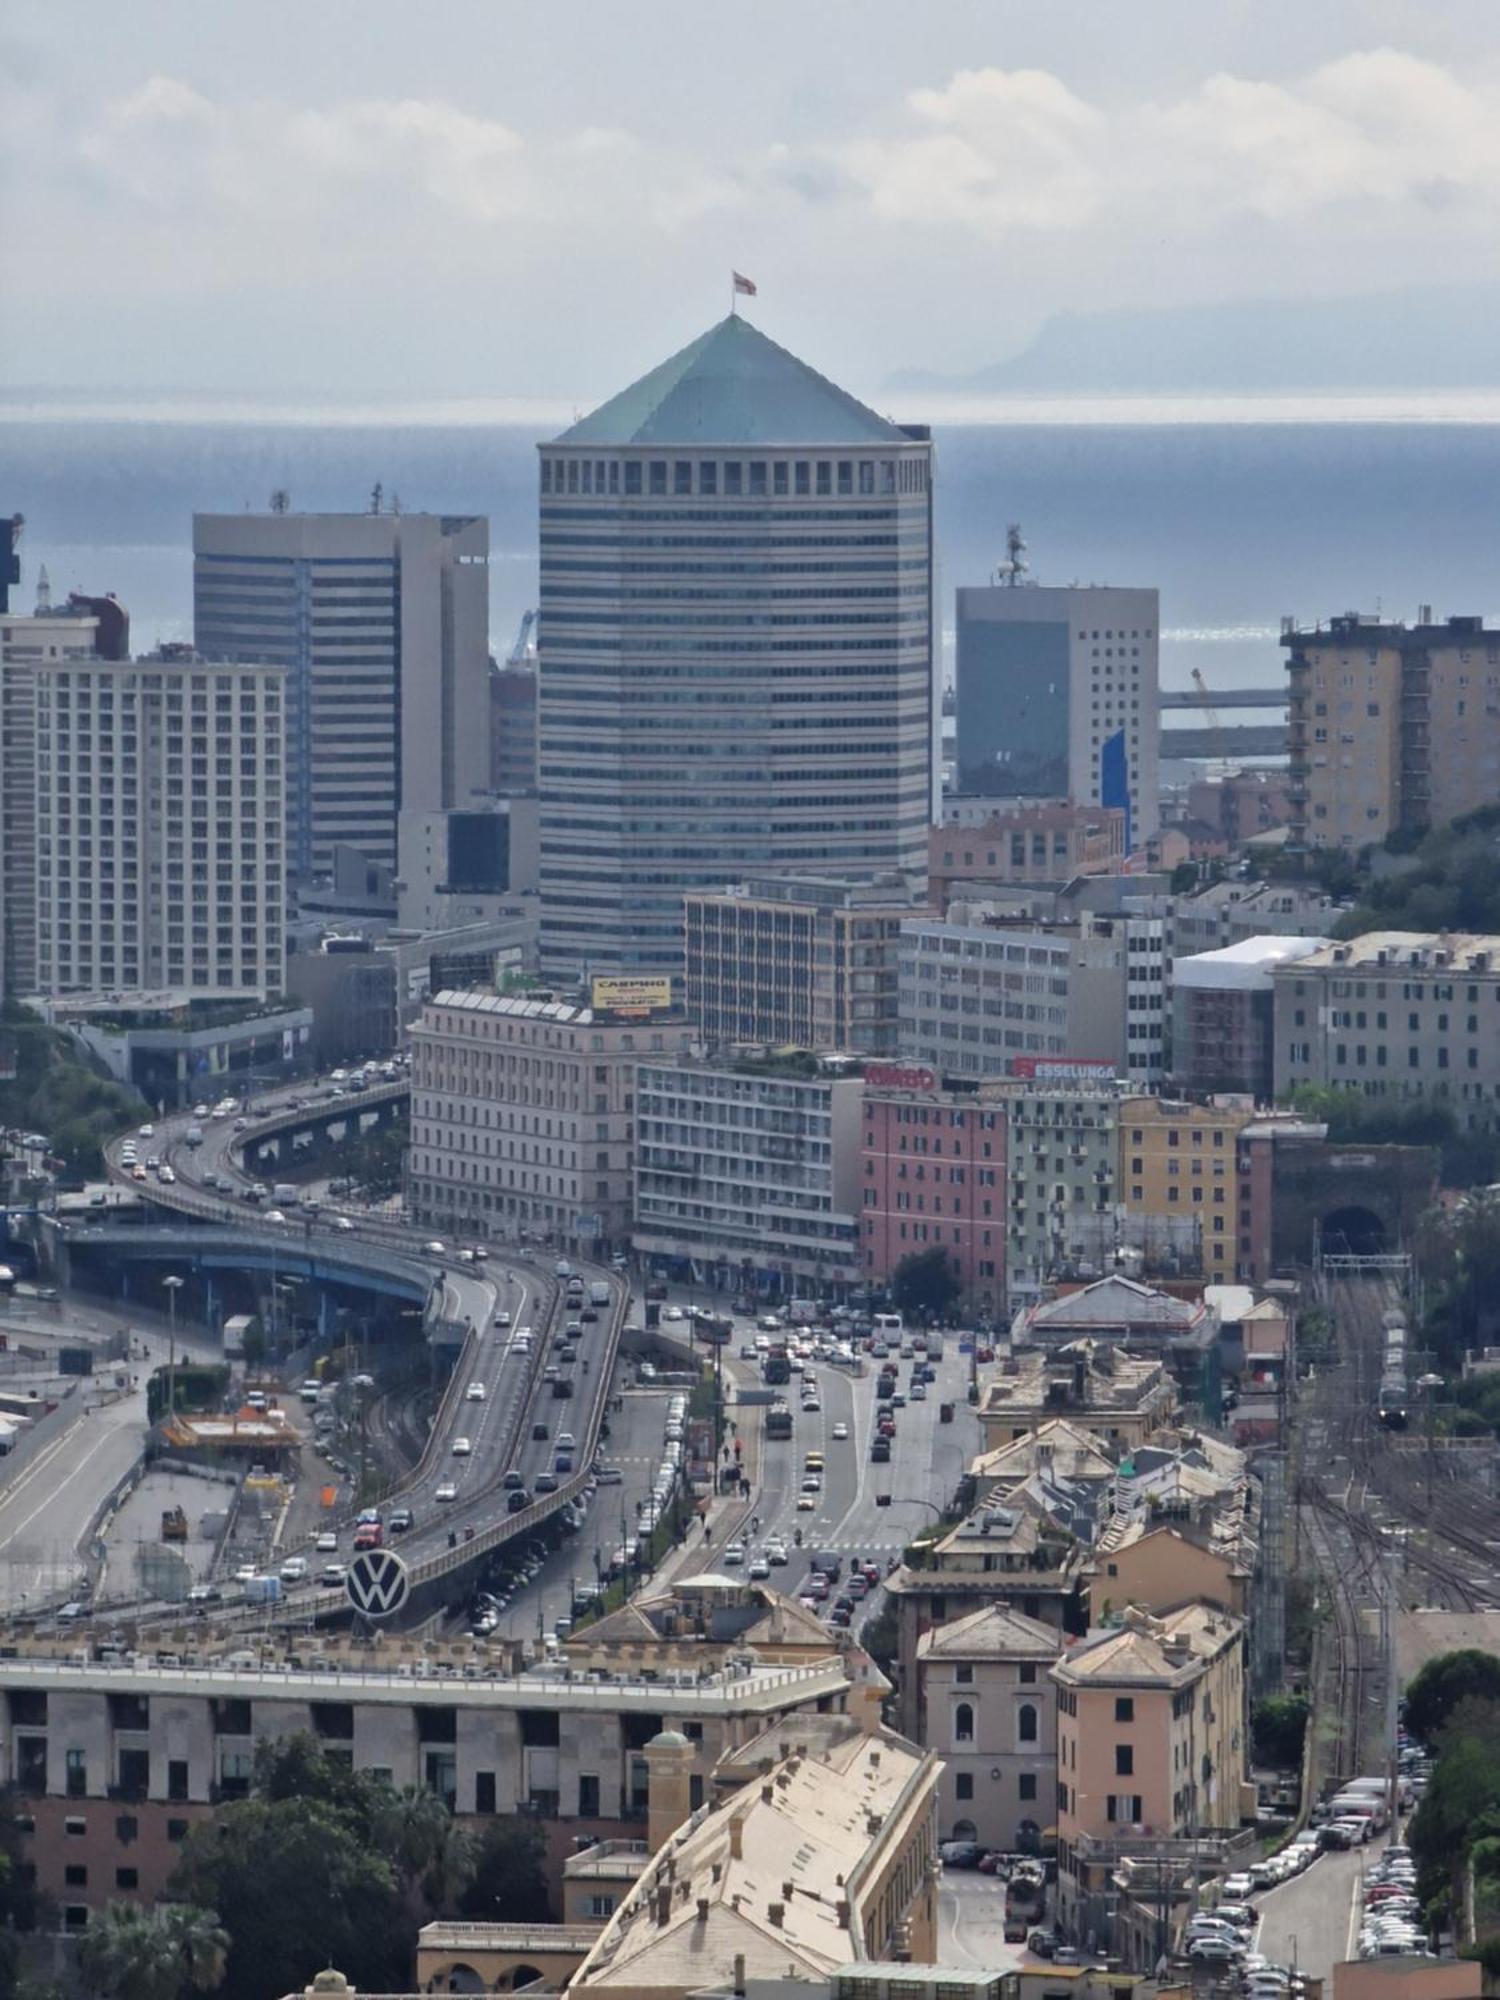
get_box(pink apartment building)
[859,1066,1008,1314]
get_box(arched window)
[1018,1703,1038,1744]
[954,1702,974,1743]
[950,1817,978,1842]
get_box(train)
[1378,1310,1408,1429]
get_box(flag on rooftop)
[732,271,757,297]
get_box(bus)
[871,1311,903,1342]
[764,1400,793,1440]
[762,1351,791,1386]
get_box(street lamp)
[161,1275,184,1419]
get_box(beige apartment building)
[1272,931,1500,1131]
[683,874,922,1056]
[929,804,1127,900]
[978,1341,1177,1455]
[915,1604,1060,1854]
[408,988,695,1250]
[1053,1603,1254,1938]
[1285,611,1500,849]
[1117,1096,1256,1285]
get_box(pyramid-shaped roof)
[555,314,908,448]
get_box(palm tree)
[373,1784,476,1916]
[78,1900,227,2000]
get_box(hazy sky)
[6,0,1500,401]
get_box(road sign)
[345,1546,410,1620]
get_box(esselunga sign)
[864,1063,938,1092]
[591,975,673,1017]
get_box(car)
[1188,1938,1244,1964]
[388,1506,414,1534]
[424,1240,447,1255]
[800,1474,822,1493]
[507,1489,531,1512]
[494,1309,512,1328]
[332,1215,355,1232]
[749,1555,771,1579]
[595,1466,623,1485]
[451,1436,473,1456]
[1028,1929,1062,1958]
[315,1530,339,1553]
[939,1840,984,1869]
[910,1382,927,1400]
[663,1304,684,1321]
[556,1431,576,1450]
[138,1124,155,1138]
[264,1209,287,1224]
[435,1481,459,1502]
[740,1342,759,1360]
[187,1582,222,1605]
[1220,1873,1256,1901]
[279,1556,309,1584]
[796,1493,817,1510]
[766,1542,789,1565]
[466,1381,486,1401]
[723,1541,746,1566]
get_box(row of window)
[542,455,928,499]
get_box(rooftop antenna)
[270,489,290,515]
[390,491,401,516]
[34,564,51,614]
[994,523,1028,588]
[370,481,383,516]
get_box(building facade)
[1117,1097,1255,1285]
[32,649,286,1001]
[633,1054,863,1294]
[193,509,491,883]
[929,805,1127,900]
[858,1073,1008,1314]
[684,875,921,1056]
[1172,936,1327,1103]
[409,988,696,1250]
[915,1605,1060,1854]
[489,659,538,797]
[955,584,1160,844]
[898,919,1073,1078]
[536,314,934,981]
[1273,930,1500,1129]
[1005,1085,1120,1308]
[1285,611,1500,849]
[1,591,129,997]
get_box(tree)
[890,1247,960,1323]
[458,1818,548,1921]
[1251,1694,1309,1769]
[1407,1697,1500,1915]
[374,1783,477,1920]
[79,1901,226,2000]
[1404,1649,1500,1747]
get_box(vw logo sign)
[346,1547,411,1620]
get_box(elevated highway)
[93,1077,628,1624]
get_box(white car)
[315,1530,339,1553]
[466,1381,486,1401]
[494,1310,511,1328]
[832,1421,849,1440]
[320,1563,347,1587]
[425,1240,447,1255]
[332,1215,354,1232]
[451,1436,473,1456]
[138,1124,155,1138]
[435,1480,459,1502]
[722,1541,746,1566]
[278,1556,309,1584]
[766,1542,789,1565]
[663,1305,684,1321]
[264,1209,287,1224]
[1221,1873,1256,1901]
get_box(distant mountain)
[887,285,1500,396]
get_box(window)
[65,1749,87,1799]
[167,1760,189,1802]
[1115,1744,1134,1776]
[1019,1773,1038,1801]
[578,1773,601,1818]
[475,1772,496,1816]
[1019,1663,1037,1684]
[1017,1703,1038,1744]
[64,1865,87,1889]
[955,1772,974,1801]
[955,1664,974,1685]
[167,1819,190,1844]
[115,1867,139,1891]
[1115,1697,1135,1722]
[954,1702,974,1743]
[115,1815,138,1846]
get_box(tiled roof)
[918,1602,1062,1661]
[554,315,908,447]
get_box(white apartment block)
[408,989,695,1250]
[1273,930,1500,1130]
[633,1057,864,1293]
[33,651,286,1001]
[194,510,491,883]
[897,919,1073,1078]
[916,1604,1060,1853]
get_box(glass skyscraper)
[537,314,933,979]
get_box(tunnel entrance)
[1320,1205,1387,1257]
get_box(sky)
[5,0,1500,403]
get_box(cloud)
[825,47,1500,238]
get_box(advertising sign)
[591,976,673,1017]
[346,1547,411,1620]
[1008,1056,1117,1082]
[863,1063,937,1092]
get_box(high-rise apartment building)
[33,648,286,999]
[537,314,934,980]
[1,588,129,995]
[955,584,1160,843]
[683,874,922,1055]
[1284,611,1500,849]
[193,509,491,883]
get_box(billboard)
[1009,1056,1116,1082]
[864,1063,938,1092]
[591,975,673,1018]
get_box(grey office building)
[537,314,934,980]
[193,510,491,884]
[955,584,1160,844]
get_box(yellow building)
[1084,1524,1248,1627]
[1118,1096,1254,1285]
[1284,618,1405,850]
[1052,1603,1255,1940]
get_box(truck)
[160,1507,188,1542]
[184,1124,204,1148]
[242,1574,282,1605]
[271,1183,298,1207]
[588,1280,611,1307]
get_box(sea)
[5,396,1500,702]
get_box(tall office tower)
[33,648,286,999]
[1283,610,1500,850]
[1,581,130,996]
[955,584,1160,844]
[489,660,538,795]
[193,509,490,885]
[536,314,934,980]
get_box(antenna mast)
[994,523,1029,588]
